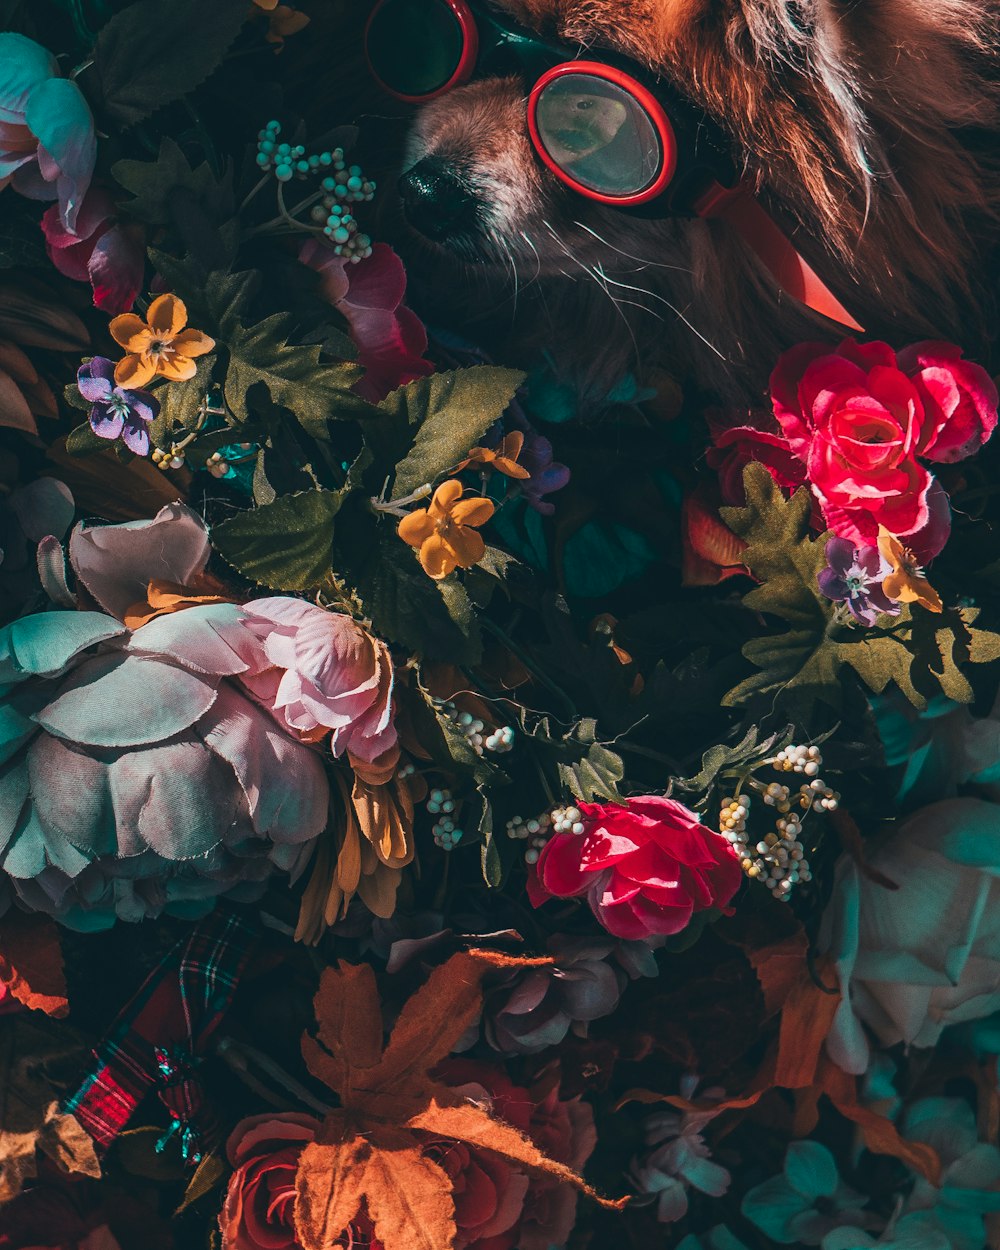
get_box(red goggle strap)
[693,182,863,333]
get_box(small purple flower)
[77,356,159,456]
[515,427,570,515]
[818,536,900,626]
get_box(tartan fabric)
[64,906,258,1161]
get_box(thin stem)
[240,173,271,214]
[216,1037,333,1116]
[480,617,577,721]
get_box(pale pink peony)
[237,597,399,770]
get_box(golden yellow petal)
[156,354,197,382]
[171,328,216,358]
[450,496,494,528]
[419,533,457,579]
[113,353,157,388]
[397,509,436,548]
[146,292,187,337]
[108,314,149,351]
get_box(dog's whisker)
[572,220,694,275]
[593,263,729,361]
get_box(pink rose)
[767,338,996,562]
[432,1060,596,1250]
[528,797,742,941]
[896,340,999,463]
[299,239,434,402]
[238,598,399,771]
[221,1114,380,1250]
[516,1068,597,1250]
[705,408,807,507]
[42,188,144,315]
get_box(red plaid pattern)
[65,907,258,1161]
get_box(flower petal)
[113,352,156,388]
[170,328,215,357]
[146,292,187,337]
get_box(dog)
[381,0,1000,402]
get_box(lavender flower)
[77,356,159,456]
[517,427,571,515]
[817,537,900,626]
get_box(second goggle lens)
[366,0,473,100]
[531,71,666,199]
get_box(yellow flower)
[877,526,943,613]
[109,294,215,388]
[454,430,531,479]
[397,479,495,579]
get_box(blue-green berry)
[275,164,294,182]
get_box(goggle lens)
[532,72,664,198]
[366,0,467,99]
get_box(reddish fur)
[396,0,1000,398]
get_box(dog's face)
[390,0,998,391]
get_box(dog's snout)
[398,157,479,241]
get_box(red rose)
[896,340,999,464]
[767,338,1000,562]
[41,188,144,316]
[220,1114,380,1250]
[528,796,741,941]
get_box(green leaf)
[469,788,502,888]
[355,544,483,665]
[64,422,107,457]
[405,676,504,786]
[112,138,234,226]
[211,489,345,590]
[93,0,249,127]
[675,724,795,797]
[175,1150,226,1215]
[114,1126,186,1182]
[147,356,216,449]
[195,268,374,438]
[0,199,46,268]
[719,463,1000,714]
[384,367,525,498]
[522,715,624,803]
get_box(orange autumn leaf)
[0,914,68,1018]
[293,951,627,1250]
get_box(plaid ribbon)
[65,906,258,1163]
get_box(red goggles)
[365,0,863,332]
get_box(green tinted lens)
[367,0,465,97]
[534,73,661,196]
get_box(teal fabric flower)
[821,1211,951,1249]
[0,32,96,232]
[899,1097,1000,1250]
[678,1227,750,1250]
[741,1141,874,1245]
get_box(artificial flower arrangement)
[2,3,1000,1250]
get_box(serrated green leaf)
[355,544,483,665]
[211,489,345,590]
[719,463,1000,714]
[64,422,107,457]
[675,724,794,795]
[385,367,525,498]
[173,268,375,439]
[558,740,625,802]
[175,1150,226,1215]
[148,356,216,449]
[112,138,234,226]
[93,0,248,127]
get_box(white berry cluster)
[717,743,839,901]
[440,701,515,756]
[772,744,822,777]
[505,803,589,867]
[427,788,463,850]
[505,812,552,865]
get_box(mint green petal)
[35,653,218,748]
[941,1143,1000,1211]
[2,804,91,879]
[0,699,40,767]
[742,1175,807,1242]
[902,1098,978,1160]
[23,76,95,230]
[820,1229,878,1250]
[706,1228,753,1250]
[562,521,656,597]
[0,32,57,120]
[0,612,124,680]
[0,758,28,852]
[785,1141,840,1199]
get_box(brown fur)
[390,0,1000,401]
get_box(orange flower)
[109,294,214,388]
[397,479,494,579]
[454,430,530,479]
[877,525,943,613]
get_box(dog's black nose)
[398,157,479,241]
